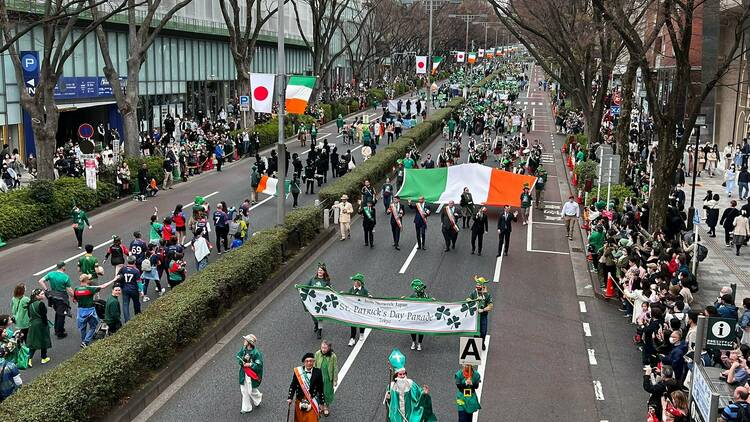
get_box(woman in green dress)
[455,364,481,422]
[314,340,338,417]
[26,289,52,366]
[11,283,30,343]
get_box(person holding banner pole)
[441,200,461,251]
[237,334,263,414]
[345,273,370,347]
[305,264,331,339]
[408,197,431,250]
[287,353,325,422]
[404,279,435,352]
[467,276,493,350]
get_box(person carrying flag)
[408,197,430,250]
[441,200,461,252]
[387,195,405,250]
[237,334,263,414]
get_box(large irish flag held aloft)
[396,163,538,207]
[285,75,316,114]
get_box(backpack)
[141,257,152,272]
[696,244,709,262]
[735,402,750,422]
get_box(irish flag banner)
[285,75,316,114]
[255,175,291,196]
[431,56,443,74]
[396,163,537,207]
[467,52,477,64]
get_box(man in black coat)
[359,199,377,247]
[440,200,461,251]
[497,205,518,257]
[387,195,405,250]
[471,207,489,256]
[288,353,326,418]
[721,200,742,247]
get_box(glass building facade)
[0,0,356,156]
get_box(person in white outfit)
[238,334,263,414]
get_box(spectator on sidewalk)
[721,201,742,247]
[734,210,750,256]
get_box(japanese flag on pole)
[478,49,485,58]
[456,51,465,63]
[250,73,275,113]
[415,56,427,74]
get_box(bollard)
[323,209,330,229]
[315,199,320,207]
[333,201,341,224]
[731,283,737,305]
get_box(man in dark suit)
[471,207,489,255]
[408,196,430,250]
[387,195,405,250]
[441,200,461,251]
[497,205,518,257]
[288,353,327,418]
[358,199,377,248]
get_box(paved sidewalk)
[682,165,750,305]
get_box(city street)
[0,91,417,383]
[129,69,645,422]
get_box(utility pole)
[276,0,286,226]
[448,14,487,67]
[473,21,500,51]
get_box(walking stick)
[286,401,292,422]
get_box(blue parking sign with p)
[240,95,250,106]
[21,52,38,72]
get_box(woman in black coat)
[704,193,720,237]
[720,200,742,246]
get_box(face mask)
[669,337,678,345]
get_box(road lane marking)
[399,244,419,274]
[583,322,591,337]
[334,328,372,393]
[474,334,491,421]
[492,254,503,283]
[526,207,533,252]
[593,380,604,400]
[250,195,275,211]
[185,191,219,207]
[579,301,587,313]
[588,349,597,365]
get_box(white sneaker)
[417,343,422,351]
[161,288,166,293]
[348,338,356,347]
[410,342,416,350]
[143,296,150,302]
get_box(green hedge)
[573,161,598,191]
[585,184,635,207]
[0,203,323,421]
[0,177,117,241]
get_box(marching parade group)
[0,57,549,422]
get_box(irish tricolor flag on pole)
[256,175,291,197]
[467,52,477,64]
[431,56,443,74]
[285,75,316,114]
[396,164,538,207]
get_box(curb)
[105,225,337,422]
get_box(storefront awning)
[57,100,116,112]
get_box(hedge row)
[0,177,117,241]
[0,204,322,422]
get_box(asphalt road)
[0,89,419,383]
[132,67,646,422]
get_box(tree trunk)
[616,61,638,182]
[648,125,680,232]
[122,112,140,157]
[31,109,59,181]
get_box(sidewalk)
[688,169,750,305]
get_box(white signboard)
[691,366,711,422]
[459,337,483,366]
[84,159,97,190]
[296,286,479,335]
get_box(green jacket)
[237,346,263,387]
[104,295,121,325]
[11,296,30,330]
[314,350,339,387]
[71,209,89,228]
[588,230,605,253]
[455,369,481,413]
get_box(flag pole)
[276,0,286,226]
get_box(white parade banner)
[296,286,480,335]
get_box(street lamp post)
[688,114,707,276]
[276,0,286,226]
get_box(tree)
[593,0,750,231]
[90,0,193,157]
[291,0,374,94]
[219,0,280,133]
[0,0,134,179]
[490,0,622,152]
[342,0,386,82]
